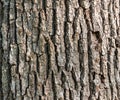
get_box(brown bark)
[0,0,120,100]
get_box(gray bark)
[0,0,120,100]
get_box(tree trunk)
[0,0,120,100]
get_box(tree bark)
[0,0,120,100]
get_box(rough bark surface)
[0,0,120,100]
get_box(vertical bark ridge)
[0,1,3,99]
[1,0,11,99]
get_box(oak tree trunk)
[0,0,120,100]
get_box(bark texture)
[0,0,120,100]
